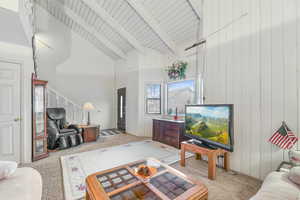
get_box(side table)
[181,140,230,180]
[77,125,100,143]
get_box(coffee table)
[85,158,208,200]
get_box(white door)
[0,61,21,162]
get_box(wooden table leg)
[224,152,229,171]
[208,152,216,180]
[180,146,186,167]
[195,153,202,160]
[86,191,90,200]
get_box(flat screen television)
[185,104,234,152]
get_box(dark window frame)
[146,84,161,114]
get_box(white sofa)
[251,171,300,200]
[0,167,42,200]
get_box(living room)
[1,0,300,200]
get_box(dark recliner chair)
[47,108,83,150]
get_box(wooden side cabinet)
[152,119,187,149]
[79,125,100,143]
[32,75,48,161]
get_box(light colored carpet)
[61,140,192,200]
[22,134,262,200]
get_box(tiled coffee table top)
[86,158,208,200]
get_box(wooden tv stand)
[180,140,230,180]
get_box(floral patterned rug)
[60,140,192,200]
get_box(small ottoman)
[0,167,42,200]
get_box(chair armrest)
[67,124,82,133]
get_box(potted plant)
[166,61,188,80]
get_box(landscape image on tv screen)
[185,106,230,145]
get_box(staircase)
[46,87,86,124]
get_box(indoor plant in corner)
[166,61,188,80]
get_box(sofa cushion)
[0,167,42,200]
[0,161,17,180]
[290,150,300,166]
[289,167,300,185]
[251,171,300,200]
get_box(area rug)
[100,129,123,137]
[60,140,192,200]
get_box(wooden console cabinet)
[152,119,188,149]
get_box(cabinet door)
[164,123,180,137]
[159,123,165,141]
[152,121,159,141]
[34,138,47,156]
[84,127,97,142]
[32,78,48,161]
[34,85,45,137]
[164,124,180,148]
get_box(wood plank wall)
[203,0,300,179]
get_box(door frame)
[0,57,24,163]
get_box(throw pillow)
[0,161,17,180]
[289,166,300,185]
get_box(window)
[120,95,123,118]
[167,79,195,116]
[146,84,161,114]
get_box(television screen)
[185,104,234,152]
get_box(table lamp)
[83,102,95,125]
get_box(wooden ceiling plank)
[53,0,126,59]
[82,0,144,53]
[186,0,202,20]
[125,0,178,55]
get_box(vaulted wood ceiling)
[34,0,202,59]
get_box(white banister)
[46,87,86,124]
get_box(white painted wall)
[35,5,115,128]
[19,0,34,43]
[114,51,141,135]
[138,49,165,137]
[114,0,300,181]
[202,0,300,179]
[0,0,18,12]
[114,49,168,136]
[0,5,33,163]
[0,7,29,46]
[140,46,202,137]
[114,46,202,137]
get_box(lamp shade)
[83,102,95,111]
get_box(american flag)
[269,122,298,149]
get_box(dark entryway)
[117,88,126,131]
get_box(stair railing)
[46,87,86,124]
